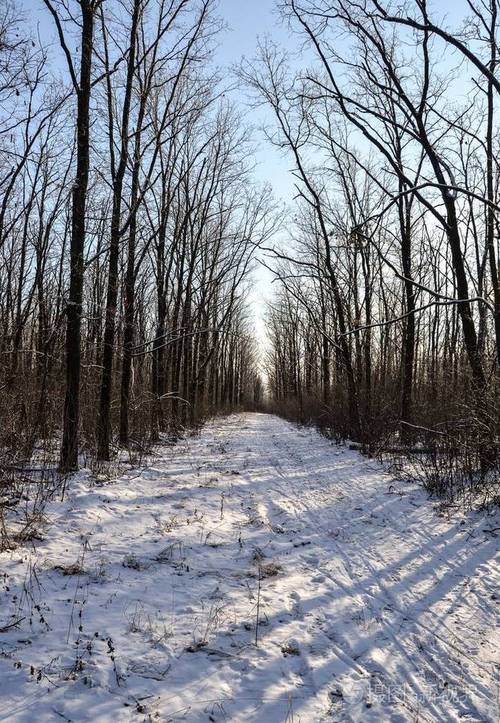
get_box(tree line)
[2,0,499,504]
[242,0,500,501]
[0,0,269,473]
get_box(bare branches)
[371,0,500,95]
[42,0,80,92]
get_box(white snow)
[0,413,498,722]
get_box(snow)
[0,412,498,722]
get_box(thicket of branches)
[243,0,500,504]
[0,0,269,481]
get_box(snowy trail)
[0,413,498,722]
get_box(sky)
[26,0,296,349]
[221,2,296,184]
[25,0,470,350]
[214,0,298,345]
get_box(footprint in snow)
[289,590,303,618]
[303,553,320,565]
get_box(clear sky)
[24,0,466,204]
[218,0,296,196]
[25,0,469,349]
[26,0,295,348]
[214,0,297,344]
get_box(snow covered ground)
[0,412,499,722]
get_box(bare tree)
[43,0,102,472]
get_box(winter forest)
[0,0,499,721]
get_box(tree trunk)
[59,1,95,472]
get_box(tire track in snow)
[262,432,448,721]
[236,415,499,722]
[1,412,497,723]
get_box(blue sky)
[26,0,296,203]
[25,0,471,346]
[217,0,286,62]
[216,0,297,202]
[26,0,466,202]
[26,0,296,344]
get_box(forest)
[1,0,500,504]
[0,0,272,476]
[1,0,500,500]
[0,1,499,721]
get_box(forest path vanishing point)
[0,413,498,722]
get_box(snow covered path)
[0,413,499,722]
